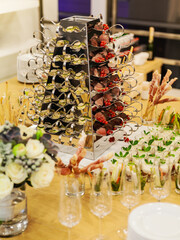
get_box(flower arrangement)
[0,121,59,200]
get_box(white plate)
[128,202,180,240]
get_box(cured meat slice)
[94,82,104,91]
[99,34,109,44]
[90,34,100,47]
[94,22,103,31]
[111,87,120,96]
[104,92,113,102]
[95,97,103,106]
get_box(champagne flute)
[58,175,81,240]
[175,162,180,194]
[118,161,141,239]
[149,159,171,201]
[90,169,112,240]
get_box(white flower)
[18,125,36,140]
[6,162,27,184]
[44,154,55,168]
[0,174,13,199]
[26,139,44,159]
[30,163,54,188]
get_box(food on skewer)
[56,132,114,174]
[143,69,179,121]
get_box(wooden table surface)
[0,77,180,240]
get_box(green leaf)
[122,145,132,151]
[163,140,172,146]
[148,139,154,145]
[0,221,3,225]
[149,154,155,157]
[144,130,150,135]
[123,152,129,158]
[168,153,175,157]
[152,135,157,140]
[144,159,153,165]
[119,151,123,157]
[115,153,120,158]
[160,159,166,164]
[171,137,175,140]
[130,140,139,145]
[133,154,145,158]
[174,147,179,151]
[145,159,148,164]
[157,146,166,152]
[142,146,151,152]
[111,159,117,164]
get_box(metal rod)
[39,0,43,40]
[112,0,117,29]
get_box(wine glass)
[90,169,112,240]
[118,161,141,239]
[149,159,171,201]
[58,175,81,240]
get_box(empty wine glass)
[118,161,141,239]
[90,169,112,240]
[149,159,171,201]
[58,175,81,240]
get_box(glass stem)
[127,207,131,228]
[68,227,71,240]
[99,217,102,238]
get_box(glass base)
[0,217,28,237]
[112,191,122,196]
[0,188,28,237]
[175,188,180,194]
[117,227,127,240]
[90,234,108,240]
[141,190,144,195]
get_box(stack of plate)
[127,202,180,240]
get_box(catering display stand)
[27,15,142,159]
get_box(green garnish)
[140,146,151,152]
[111,159,117,164]
[157,146,166,152]
[144,130,150,135]
[167,153,175,157]
[133,154,145,158]
[163,140,172,146]
[148,139,154,145]
[174,147,179,151]
[145,159,153,165]
[122,145,132,151]
[130,140,139,145]
[160,159,166,164]
[115,151,129,158]
[149,154,155,157]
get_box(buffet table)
[12,174,179,240]
[0,77,180,240]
